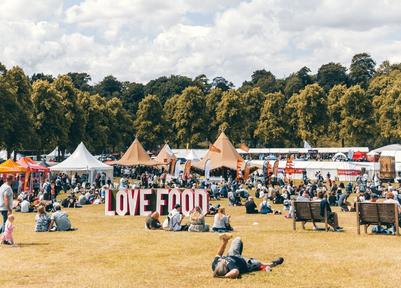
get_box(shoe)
[272,257,284,266]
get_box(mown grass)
[1,195,401,288]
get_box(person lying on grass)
[212,233,284,278]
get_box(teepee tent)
[50,142,113,183]
[114,138,159,166]
[155,144,176,164]
[193,131,243,171]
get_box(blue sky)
[1,0,401,85]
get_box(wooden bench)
[292,201,329,231]
[356,202,400,236]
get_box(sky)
[1,0,401,86]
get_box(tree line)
[1,52,401,157]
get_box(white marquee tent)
[50,142,113,183]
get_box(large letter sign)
[105,189,209,216]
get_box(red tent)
[17,157,50,173]
[352,151,367,161]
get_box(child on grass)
[1,214,15,245]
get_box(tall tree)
[255,92,288,147]
[121,81,145,116]
[317,62,348,91]
[241,70,280,94]
[286,84,327,146]
[67,72,92,92]
[107,97,134,152]
[171,87,207,147]
[134,95,165,150]
[144,75,193,104]
[31,80,69,151]
[284,67,313,98]
[349,53,376,89]
[95,75,122,99]
[216,90,243,144]
[240,87,266,145]
[339,85,374,146]
[212,76,234,92]
[53,75,86,152]
[205,88,224,142]
[30,73,54,83]
[4,66,36,156]
[327,84,347,145]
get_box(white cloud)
[1,0,401,85]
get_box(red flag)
[272,160,279,176]
[169,159,176,175]
[184,160,192,178]
[236,158,243,180]
[243,161,251,180]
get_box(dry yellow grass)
[1,196,401,288]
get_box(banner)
[272,160,279,176]
[337,169,361,176]
[204,159,211,179]
[174,159,182,178]
[243,161,251,180]
[169,159,176,175]
[184,160,192,178]
[105,188,209,216]
[236,158,243,180]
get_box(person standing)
[0,175,14,233]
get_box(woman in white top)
[212,208,233,232]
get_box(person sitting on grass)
[188,207,209,232]
[245,196,258,214]
[259,197,273,214]
[49,204,76,231]
[145,211,162,230]
[317,191,343,232]
[166,204,188,231]
[34,205,51,232]
[212,233,284,278]
[212,208,233,232]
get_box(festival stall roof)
[237,147,369,154]
[113,138,160,166]
[50,142,113,173]
[172,149,207,160]
[0,159,27,173]
[155,144,176,164]
[368,144,401,156]
[193,131,243,171]
[18,157,50,173]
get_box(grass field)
[1,196,401,288]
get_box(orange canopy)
[114,138,160,166]
[0,159,27,173]
[155,144,176,165]
[194,131,243,171]
[17,157,50,173]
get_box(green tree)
[171,87,207,147]
[240,87,266,145]
[255,92,288,146]
[67,72,92,92]
[212,76,234,92]
[317,62,348,91]
[95,75,122,99]
[32,80,69,151]
[30,73,54,83]
[78,93,109,153]
[4,66,36,156]
[144,75,193,104]
[193,74,212,94]
[216,90,243,144]
[284,67,313,98]
[163,94,180,146]
[107,97,134,152]
[287,84,327,146]
[327,84,347,145]
[241,70,281,94]
[121,81,145,116]
[134,95,165,150]
[53,75,86,152]
[205,88,223,142]
[339,85,374,146]
[349,53,376,89]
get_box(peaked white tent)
[45,146,71,161]
[50,142,113,183]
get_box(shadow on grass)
[16,242,50,247]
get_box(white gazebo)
[50,142,113,183]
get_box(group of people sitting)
[145,205,234,233]
[34,203,76,232]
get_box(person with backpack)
[164,204,188,231]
